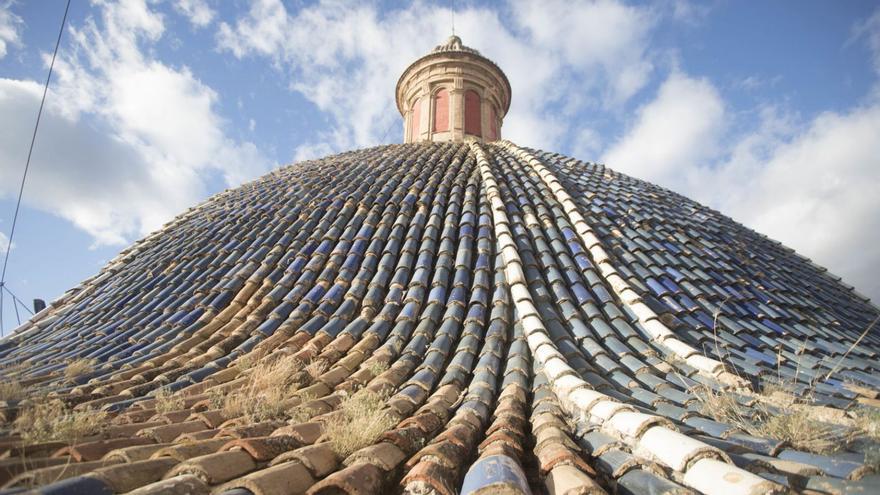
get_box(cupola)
[396,35,511,143]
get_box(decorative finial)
[451,0,455,36]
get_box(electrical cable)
[0,0,71,335]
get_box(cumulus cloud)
[602,73,725,190]
[0,0,270,245]
[174,0,215,28]
[603,76,880,301]
[713,104,880,301]
[0,0,23,59]
[509,0,655,105]
[216,0,660,154]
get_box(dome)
[0,39,878,495]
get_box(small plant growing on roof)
[64,359,95,380]
[692,304,880,455]
[287,392,317,424]
[365,360,389,377]
[324,389,396,457]
[221,356,304,422]
[234,353,256,371]
[694,383,853,455]
[154,386,186,414]
[304,359,329,382]
[14,399,106,445]
[0,380,26,403]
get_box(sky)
[0,0,878,332]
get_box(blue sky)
[0,0,879,332]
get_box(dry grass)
[0,380,26,402]
[234,353,256,371]
[154,387,186,414]
[365,360,389,377]
[696,384,849,454]
[207,387,226,410]
[64,359,95,380]
[304,360,329,381]
[287,392,317,424]
[14,399,107,445]
[694,305,880,455]
[853,407,880,440]
[0,361,28,403]
[221,356,304,422]
[852,408,880,470]
[758,409,842,454]
[324,389,395,457]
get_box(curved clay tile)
[0,141,877,495]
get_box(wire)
[7,288,20,326]
[0,0,71,335]
[3,285,34,317]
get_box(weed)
[0,380,26,402]
[853,407,880,440]
[154,387,186,414]
[221,356,304,422]
[365,360,389,377]
[64,359,95,380]
[234,354,256,371]
[692,301,880,456]
[304,360,329,381]
[287,393,317,424]
[14,400,106,445]
[695,384,849,455]
[207,387,226,410]
[324,389,395,457]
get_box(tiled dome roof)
[0,141,878,494]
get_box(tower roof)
[396,36,511,143]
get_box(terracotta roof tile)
[0,142,877,494]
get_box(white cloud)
[712,104,880,301]
[0,78,184,244]
[0,231,9,254]
[217,0,660,153]
[602,72,725,190]
[0,0,23,59]
[509,0,656,105]
[667,0,712,25]
[735,74,782,91]
[174,0,215,28]
[852,8,880,76]
[291,141,334,163]
[602,70,880,301]
[0,0,270,246]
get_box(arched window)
[433,88,449,132]
[464,90,482,136]
[410,98,421,139]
